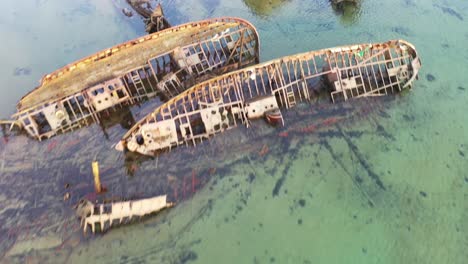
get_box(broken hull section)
[76,195,173,233]
[118,39,421,156]
[12,17,259,141]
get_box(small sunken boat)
[76,195,174,233]
[116,39,421,156]
[9,17,259,141]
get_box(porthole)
[136,135,145,145]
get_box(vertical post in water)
[92,160,102,193]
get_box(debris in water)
[127,2,171,33]
[433,4,464,21]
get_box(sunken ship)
[76,195,174,233]
[116,39,421,156]
[9,17,259,140]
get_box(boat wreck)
[116,39,421,156]
[9,17,259,140]
[126,1,171,33]
[76,195,173,233]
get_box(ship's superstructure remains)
[117,39,421,156]
[11,17,259,140]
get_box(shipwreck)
[116,39,421,156]
[76,195,173,233]
[126,1,171,33]
[7,17,259,141]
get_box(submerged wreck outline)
[9,17,259,141]
[117,39,421,156]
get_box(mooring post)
[92,160,102,193]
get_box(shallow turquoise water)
[1,0,468,263]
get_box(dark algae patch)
[272,176,286,197]
[13,67,32,76]
[320,139,375,207]
[459,150,465,157]
[391,26,411,37]
[178,250,198,264]
[298,199,306,207]
[338,126,386,191]
[376,124,395,141]
[433,4,464,21]
[272,158,294,197]
[426,74,436,82]
[247,173,256,183]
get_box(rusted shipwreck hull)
[76,195,173,233]
[117,39,421,156]
[11,17,259,140]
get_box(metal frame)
[10,17,260,140]
[119,39,421,156]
